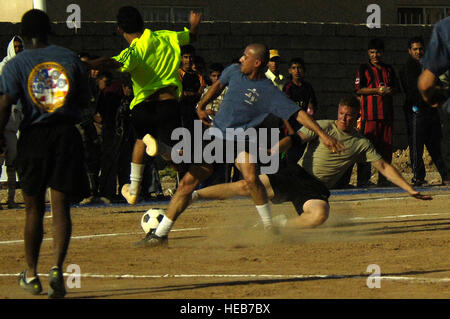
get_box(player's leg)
[22,189,47,279]
[135,163,213,247]
[49,188,72,271]
[279,199,330,229]
[235,152,273,229]
[45,188,71,298]
[121,139,146,204]
[194,173,275,201]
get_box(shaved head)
[247,43,270,67]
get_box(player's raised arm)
[371,159,432,200]
[188,11,202,43]
[296,110,345,154]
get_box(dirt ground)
[0,184,449,300]
[1,147,449,302]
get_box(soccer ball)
[141,208,165,234]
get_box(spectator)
[399,36,447,186]
[198,63,229,187]
[96,71,125,201]
[178,44,206,132]
[282,57,318,166]
[0,35,25,209]
[354,38,399,187]
[265,49,287,90]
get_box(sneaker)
[134,232,168,248]
[18,270,42,295]
[143,134,159,157]
[48,267,66,299]
[121,184,139,205]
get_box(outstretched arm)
[372,159,432,200]
[269,132,306,155]
[85,56,123,71]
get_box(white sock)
[191,190,199,202]
[155,216,173,237]
[255,203,272,228]
[130,163,145,194]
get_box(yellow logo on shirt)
[27,62,70,112]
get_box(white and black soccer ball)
[141,208,165,234]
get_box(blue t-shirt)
[0,44,89,129]
[421,17,450,113]
[212,64,299,141]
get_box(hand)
[409,191,433,200]
[197,108,212,126]
[321,134,345,154]
[189,11,202,31]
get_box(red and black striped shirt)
[354,62,398,121]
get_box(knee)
[177,176,199,196]
[310,209,329,226]
[242,174,258,189]
[237,180,251,194]
[304,202,329,227]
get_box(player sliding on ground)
[191,95,432,229]
[135,43,345,247]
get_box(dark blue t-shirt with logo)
[0,44,89,129]
[212,64,299,141]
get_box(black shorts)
[131,99,182,146]
[16,123,90,197]
[267,164,330,215]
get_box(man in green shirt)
[192,95,432,229]
[87,6,202,205]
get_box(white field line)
[0,227,203,245]
[1,210,449,245]
[0,272,449,284]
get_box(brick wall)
[0,21,435,149]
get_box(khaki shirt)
[298,120,382,188]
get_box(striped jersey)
[354,62,398,121]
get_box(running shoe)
[48,267,66,299]
[121,184,139,205]
[18,270,42,295]
[143,134,159,157]
[135,232,168,247]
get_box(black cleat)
[48,267,66,299]
[135,232,168,248]
[18,270,42,295]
